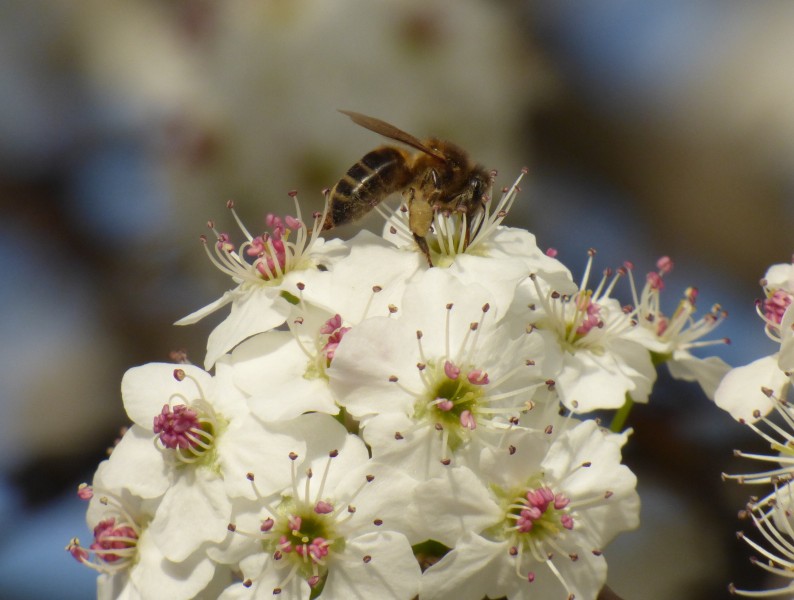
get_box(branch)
[598,585,625,600]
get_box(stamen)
[315,450,338,502]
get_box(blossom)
[723,387,794,596]
[67,463,229,600]
[415,419,639,600]
[217,414,420,599]
[230,232,431,423]
[625,256,730,399]
[715,261,794,422]
[523,250,656,412]
[175,195,347,368]
[763,259,794,374]
[719,262,794,596]
[103,360,303,562]
[328,267,553,480]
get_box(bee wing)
[339,110,446,162]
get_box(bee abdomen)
[325,146,412,228]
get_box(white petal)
[554,337,655,412]
[401,269,498,357]
[446,254,528,317]
[174,289,237,326]
[714,355,789,421]
[97,573,132,600]
[667,353,731,399]
[327,317,420,418]
[232,330,309,394]
[322,531,420,600]
[542,421,640,546]
[300,230,422,321]
[362,413,445,481]
[764,263,794,291]
[610,338,656,404]
[487,227,575,291]
[130,528,221,600]
[102,425,171,499]
[121,363,212,427]
[336,462,422,543]
[478,428,551,487]
[232,331,338,421]
[421,533,513,600]
[514,544,607,600]
[206,499,263,566]
[148,469,232,562]
[294,413,370,491]
[778,303,794,372]
[204,287,291,369]
[413,467,501,547]
[555,352,634,412]
[220,556,310,599]
[257,380,338,420]
[218,417,305,500]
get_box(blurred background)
[1,1,792,598]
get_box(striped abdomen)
[324,146,413,229]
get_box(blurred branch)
[599,585,625,600]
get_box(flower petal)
[667,353,731,399]
[714,354,789,422]
[121,363,212,428]
[421,533,512,600]
[413,467,502,547]
[148,469,232,563]
[204,287,291,369]
[102,425,171,499]
[322,531,420,600]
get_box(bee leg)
[413,233,433,267]
[404,187,435,266]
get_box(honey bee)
[323,110,491,266]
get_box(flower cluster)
[69,174,730,599]
[714,259,794,597]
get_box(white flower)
[715,261,794,422]
[104,360,303,562]
[67,463,229,600]
[415,420,639,600]
[722,384,794,596]
[217,414,420,599]
[328,268,553,480]
[625,256,730,399]
[230,233,428,423]
[523,250,656,412]
[756,260,794,374]
[762,260,794,374]
[175,195,347,369]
